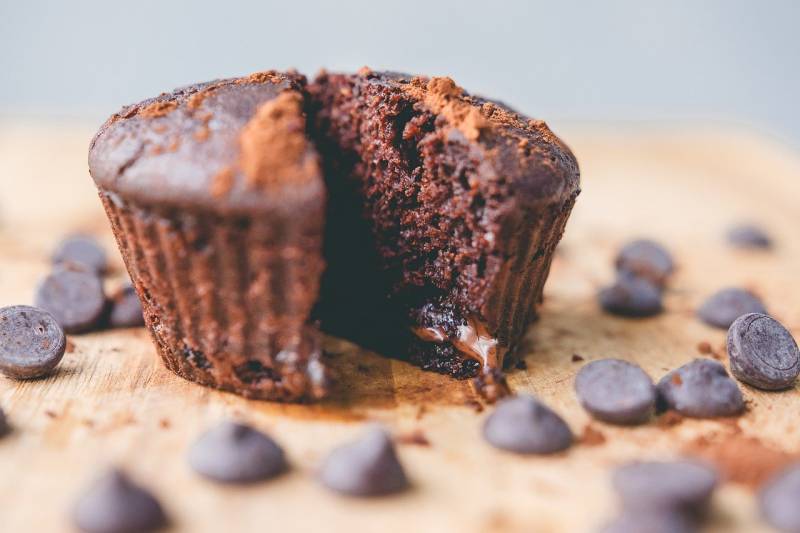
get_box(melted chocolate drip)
[413,316,510,401]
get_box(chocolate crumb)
[572,354,585,363]
[697,341,712,355]
[465,399,484,413]
[580,425,607,446]
[396,430,431,447]
[44,409,57,419]
[656,411,685,428]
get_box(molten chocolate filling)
[413,317,509,401]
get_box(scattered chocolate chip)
[188,421,286,484]
[598,274,663,318]
[599,510,696,533]
[759,463,800,533]
[575,359,656,425]
[615,239,674,286]
[657,359,744,418]
[482,394,572,454]
[0,305,66,379]
[727,224,772,250]
[572,354,585,363]
[613,460,718,516]
[108,285,145,328]
[72,468,167,533]
[52,235,108,274]
[319,426,409,496]
[727,313,799,390]
[697,288,767,329]
[34,266,106,333]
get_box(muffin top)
[89,71,323,214]
[313,68,580,207]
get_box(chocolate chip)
[598,274,663,318]
[108,285,145,328]
[612,460,718,516]
[482,394,573,454]
[72,468,167,533]
[34,266,106,333]
[697,288,767,329]
[575,359,656,425]
[615,239,674,286]
[0,305,66,379]
[599,511,696,533]
[759,463,800,533]
[657,359,744,418]
[727,224,772,250]
[188,421,286,483]
[52,235,108,273]
[319,426,409,496]
[727,313,799,390]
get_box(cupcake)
[309,70,580,399]
[89,68,579,402]
[89,71,328,401]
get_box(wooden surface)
[0,121,799,532]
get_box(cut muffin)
[89,68,580,402]
[89,71,329,401]
[309,70,580,398]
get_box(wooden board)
[0,121,799,532]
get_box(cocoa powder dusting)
[193,124,210,142]
[138,100,178,119]
[237,70,282,85]
[210,167,235,198]
[686,429,798,488]
[406,77,489,141]
[239,91,317,188]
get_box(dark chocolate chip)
[34,266,106,333]
[727,313,799,391]
[697,288,767,330]
[615,239,674,286]
[598,274,663,318]
[575,359,656,425]
[657,359,744,418]
[0,305,66,379]
[759,463,800,533]
[52,235,108,273]
[612,460,718,516]
[188,421,286,483]
[72,468,167,533]
[482,394,573,454]
[319,426,409,496]
[599,511,697,533]
[108,285,145,328]
[726,224,772,250]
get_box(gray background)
[1,0,799,146]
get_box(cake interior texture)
[308,71,579,397]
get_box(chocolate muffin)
[89,68,580,402]
[309,70,579,398]
[89,71,329,401]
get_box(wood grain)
[0,121,798,532]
